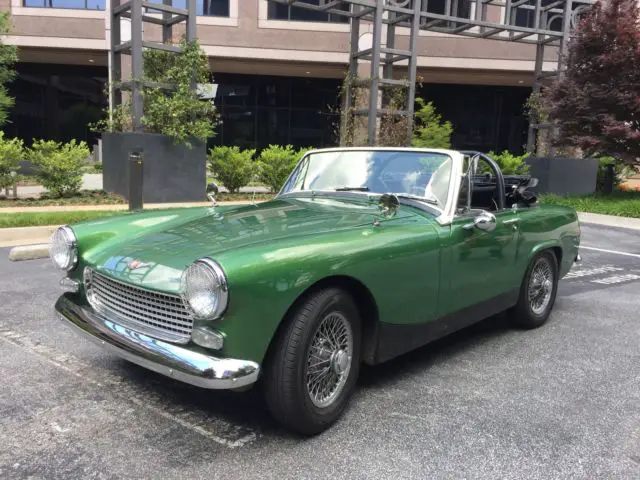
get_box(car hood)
[84,196,419,292]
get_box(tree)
[411,98,453,149]
[91,38,217,147]
[540,0,640,168]
[0,13,18,128]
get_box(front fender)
[211,219,441,364]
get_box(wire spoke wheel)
[528,257,554,315]
[305,312,354,409]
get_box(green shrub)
[486,150,531,175]
[29,139,90,197]
[0,132,24,189]
[257,145,306,193]
[411,98,453,149]
[207,146,256,193]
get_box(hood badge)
[127,259,149,270]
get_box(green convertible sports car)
[51,147,581,435]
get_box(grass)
[0,210,123,228]
[0,190,126,208]
[0,190,275,208]
[540,189,640,218]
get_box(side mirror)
[378,193,400,218]
[463,211,497,232]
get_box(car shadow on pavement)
[112,312,515,438]
[115,361,280,434]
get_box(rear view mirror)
[378,193,400,218]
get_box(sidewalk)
[577,212,640,231]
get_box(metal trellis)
[267,0,596,149]
[110,0,197,132]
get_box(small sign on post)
[129,150,144,211]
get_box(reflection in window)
[23,0,230,15]
[23,0,105,8]
[6,64,108,147]
[145,0,230,16]
[209,73,341,152]
[512,0,567,31]
[422,0,472,19]
[268,0,349,23]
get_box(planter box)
[102,132,206,203]
[525,156,599,196]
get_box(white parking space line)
[564,266,624,279]
[580,245,640,258]
[591,274,640,285]
[0,325,258,449]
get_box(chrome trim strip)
[55,294,260,390]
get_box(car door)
[444,208,520,312]
[438,155,521,317]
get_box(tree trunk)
[602,164,614,195]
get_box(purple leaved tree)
[541,0,640,170]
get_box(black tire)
[263,287,362,436]
[508,250,559,329]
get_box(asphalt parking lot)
[1,223,638,480]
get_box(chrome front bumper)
[54,294,260,390]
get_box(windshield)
[280,150,453,209]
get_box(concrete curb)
[0,225,57,249]
[8,243,49,261]
[577,212,640,231]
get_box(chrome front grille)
[85,269,193,344]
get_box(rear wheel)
[509,250,559,329]
[263,288,361,435]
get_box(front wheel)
[508,250,559,329]
[263,288,361,435]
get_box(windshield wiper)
[335,186,369,192]
[393,193,440,207]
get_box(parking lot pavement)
[1,222,639,480]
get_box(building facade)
[1,0,559,153]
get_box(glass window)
[513,0,565,29]
[257,79,291,108]
[257,107,290,148]
[281,150,453,209]
[23,0,105,9]
[422,0,470,17]
[267,0,349,23]
[144,0,230,16]
[25,0,230,15]
[222,106,256,150]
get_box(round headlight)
[181,258,228,320]
[49,225,78,271]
